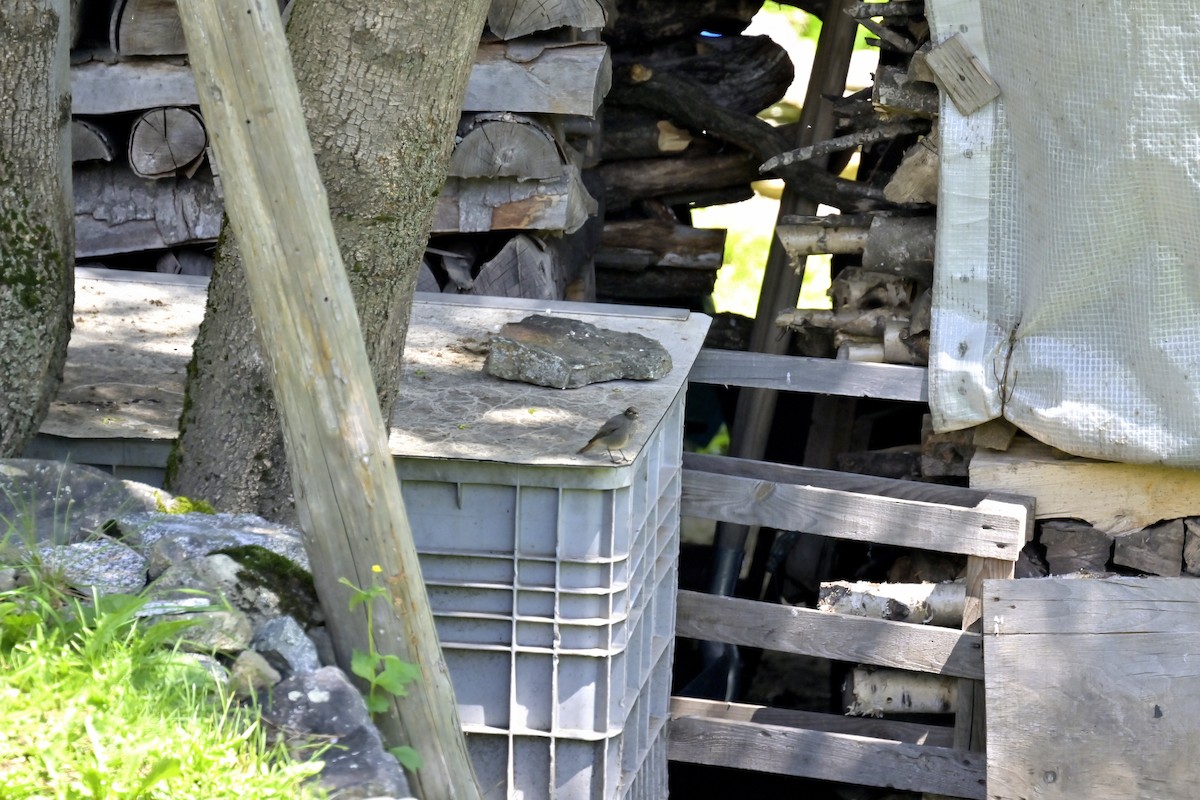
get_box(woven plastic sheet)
[927,0,1200,466]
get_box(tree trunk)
[0,0,73,457]
[167,0,489,520]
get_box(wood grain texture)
[670,696,956,747]
[669,715,986,799]
[682,454,1030,559]
[676,590,983,679]
[970,438,1200,535]
[174,0,481,795]
[464,41,610,116]
[687,348,929,402]
[984,577,1200,800]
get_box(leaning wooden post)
[174,1,481,797]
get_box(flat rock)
[262,667,414,800]
[37,536,147,596]
[112,511,311,576]
[0,459,162,550]
[484,314,672,389]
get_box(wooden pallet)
[674,349,1035,798]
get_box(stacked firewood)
[770,2,940,364]
[68,0,613,295]
[594,0,780,306]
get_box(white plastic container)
[391,294,709,799]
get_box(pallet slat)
[687,348,928,402]
[670,696,955,747]
[682,453,1030,559]
[676,590,983,679]
[669,714,986,799]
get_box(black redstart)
[577,407,639,463]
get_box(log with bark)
[433,164,597,234]
[1038,519,1112,575]
[449,112,565,181]
[844,667,957,717]
[819,580,965,628]
[487,0,608,40]
[71,118,116,162]
[74,163,222,258]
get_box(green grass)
[0,533,327,799]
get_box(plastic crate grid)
[397,392,685,799]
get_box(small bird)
[577,407,639,463]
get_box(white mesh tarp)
[927,0,1200,466]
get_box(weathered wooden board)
[970,438,1200,534]
[682,453,1031,559]
[670,696,955,747]
[686,348,929,402]
[984,577,1200,800]
[676,589,983,679]
[669,714,986,798]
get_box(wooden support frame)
[672,447,1031,798]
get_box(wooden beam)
[670,696,955,747]
[668,715,986,799]
[686,348,929,402]
[970,437,1200,535]
[174,0,481,796]
[676,590,983,679]
[683,452,1032,558]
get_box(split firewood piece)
[449,113,565,181]
[759,119,928,173]
[466,40,611,118]
[845,668,958,717]
[924,32,1001,116]
[128,106,207,179]
[71,119,116,163]
[110,0,187,56]
[1039,519,1113,575]
[74,164,221,258]
[884,126,938,204]
[433,163,597,234]
[819,580,965,627]
[487,0,607,40]
[1113,519,1184,577]
[872,65,938,119]
[471,234,559,300]
[1184,518,1200,577]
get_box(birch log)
[819,580,965,627]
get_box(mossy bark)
[168,1,489,519]
[0,0,73,457]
